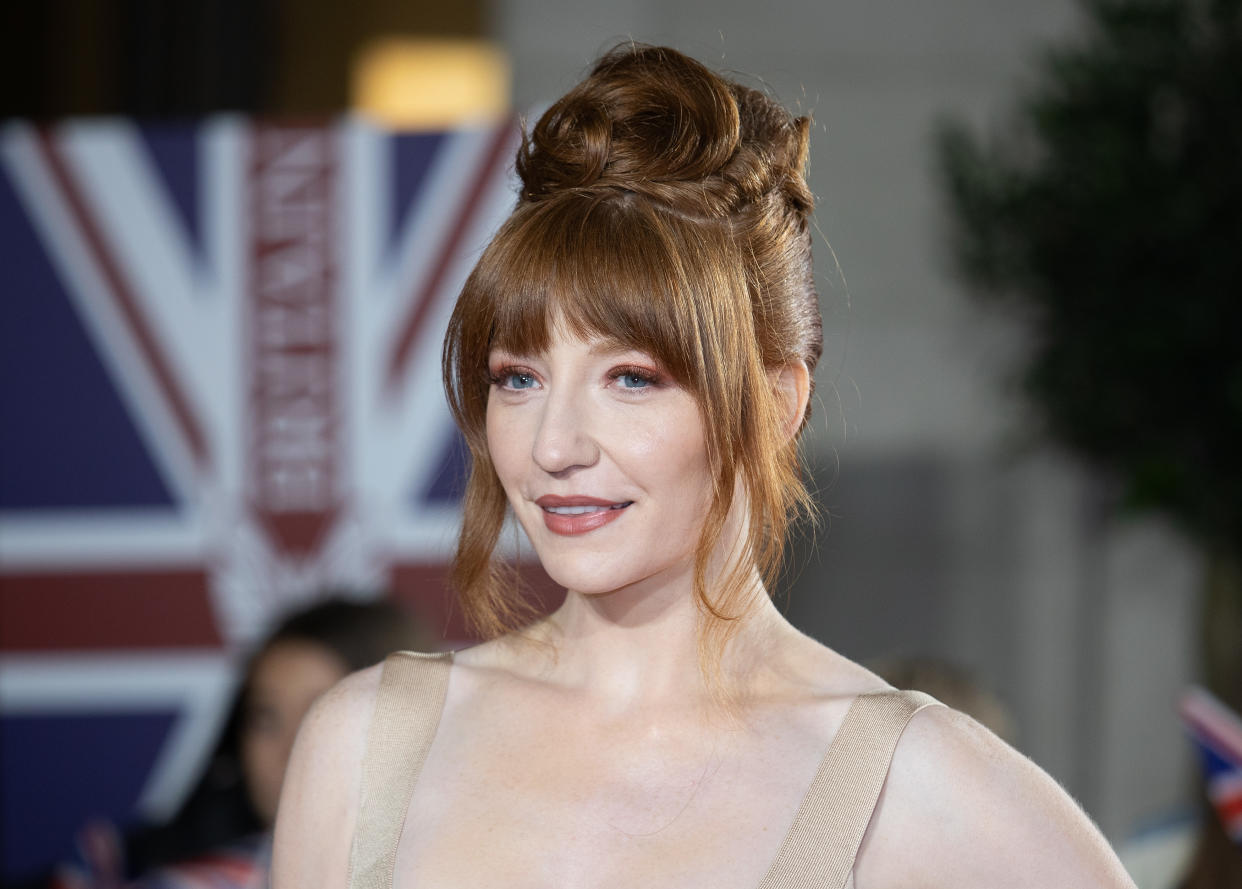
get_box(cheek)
[239,729,284,823]
[640,408,709,470]
[485,402,524,485]
[485,392,532,442]
[241,728,280,773]
[240,731,277,799]
[620,407,714,508]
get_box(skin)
[240,639,348,825]
[273,328,1136,889]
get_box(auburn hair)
[442,44,822,670]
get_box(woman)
[273,45,1136,888]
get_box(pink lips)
[535,495,632,535]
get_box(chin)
[536,546,695,601]
[532,549,645,597]
[538,560,623,596]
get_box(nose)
[531,386,599,475]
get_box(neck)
[529,561,792,709]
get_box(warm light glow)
[352,38,510,128]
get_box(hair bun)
[517,44,810,219]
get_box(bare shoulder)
[854,704,1136,889]
[271,663,385,889]
[294,661,385,754]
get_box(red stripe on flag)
[0,568,222,651]
[1217,791,1242,824]
[383,119,518,396]
[36,129,211,468]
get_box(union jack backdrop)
[0,115,526,883]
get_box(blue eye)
[504,371,537,390]
[610,366,660,390]
[618,373,651,389]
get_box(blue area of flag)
[0,710,178,884]
[0,163,176,510]
[138,123,202,259]
[1195,732,1241,780]
[389,132,445,258]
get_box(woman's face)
[239,639,347,825]
[486,325,715,599]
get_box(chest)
[391,697,833,889]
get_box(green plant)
[937,8,1242,870]
[936,0,1242,676]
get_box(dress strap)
[758,689,941,889]
[347,650,452,889]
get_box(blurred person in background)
[50,596,426,889]
[868,656,1015,744]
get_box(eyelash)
[607,365,662,390]
[488,366,537,390]
[486,364,664,391]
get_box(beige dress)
[347,651,940,889]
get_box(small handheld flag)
[1180,686,1242,843]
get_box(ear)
[773,362,811,440]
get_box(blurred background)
[3,1,1240,887]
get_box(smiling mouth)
[542,502,632,516]
[534,497,633,535]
